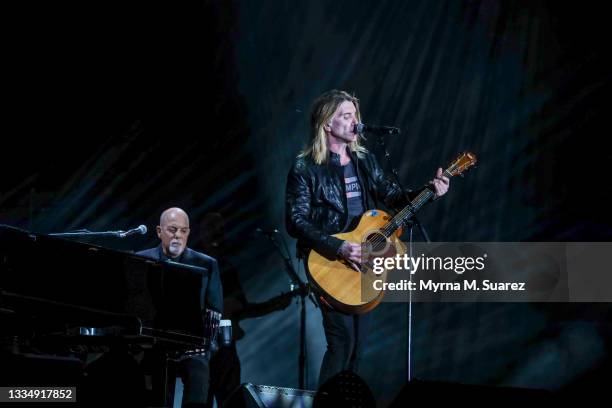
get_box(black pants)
[146,350,210,408]
[177,355,210,407]
[318,305,372,387]
[207,343,241,407]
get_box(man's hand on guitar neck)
[429,167,450,198]
[338,241,362,272]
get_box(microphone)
[119,225,147,238]
[354,123,400,135]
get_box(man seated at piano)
[137,207,223,408]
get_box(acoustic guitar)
[306,152,477,314]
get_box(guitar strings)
[364,169,453,248]
[358,160,471,270]
[364,159,473,248]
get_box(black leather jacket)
[285,148,420,260]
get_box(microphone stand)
[263,231,317,389]
[48,229,125,238]
[48,228,145,239]
[375,134,432,383]
[375,134,432,243]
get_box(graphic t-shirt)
[343,161,364,231]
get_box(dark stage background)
[2,0,611,405]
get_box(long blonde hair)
[300,90,367,165]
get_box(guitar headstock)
[445,152,477,177]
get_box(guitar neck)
[381,169,452,237]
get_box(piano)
[0,224,214,351]
[0,224,225,406]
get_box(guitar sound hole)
[365,232,387,253]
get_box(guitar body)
[304,151,477,315]
[306,209,406,314]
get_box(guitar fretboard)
[379,169,453,238]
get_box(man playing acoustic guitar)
[285,89,449,386]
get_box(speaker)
[225,383,316,408]
[314,370,376,408]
